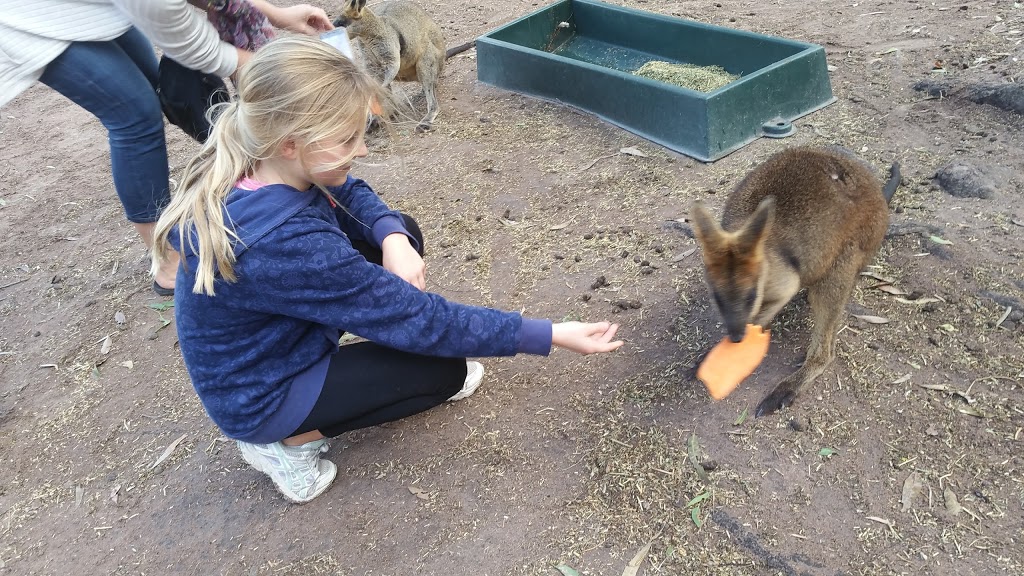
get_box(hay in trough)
[633,61,738,92]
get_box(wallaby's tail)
[883,161,901,204]
[446,40,476,59]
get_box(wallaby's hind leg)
[755,253,861,417]
[414,50,443,132]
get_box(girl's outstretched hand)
[382,233,426,290]
[551,321,624,355]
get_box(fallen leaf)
[110,484,121,505]
[1010,218,1023,227]
[119,360,134,370]
[929,235,953,245]
[622,541,653,576]
[866,516,895,529]
[114,311,126,325]
[691,506,703,527]
[918,383,949,391]
[819,447,838,458]
[688,433,709,482]
[686,492,711,508]
[875,284,910,296]
[555,565,580,576]
[100,335,112,355]
[408,486,430,501]
[151,433,187,470]
[876,47,899,55]
[893,297,941,305]
[852,314,890,324]
[39,363,58,370]
[671,247,698,262]
[75,485,84,507]
[549,221,571,231]
[619,146,648,157]
[925,424,941,436]
[901,472,925,511]
[956,405,987,418]
[890,373,912,385]
[147,301,174,311]
[944,487,962,516]
[860,271,895,283]
[939,324,956,332]
[734,407,748,426]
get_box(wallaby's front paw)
[415,121,433,133]
[755,384,799,418]
[686,346,714,381]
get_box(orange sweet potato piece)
[697,324,770,400]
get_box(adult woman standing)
[0,0,331,294]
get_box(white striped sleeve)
[111,0,238,78]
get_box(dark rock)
[964,82,1024,115]
[934,162,999,199]
[590,275,608,290]
[912,79,954,98]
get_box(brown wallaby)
[334,0,448,132]
[689,146,901,417]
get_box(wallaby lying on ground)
[334,0,451,132]
[689,146,901,417]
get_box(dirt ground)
[1,0,1023,574]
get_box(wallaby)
[689,146,901,417]
[334,0,448,132]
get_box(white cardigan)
[0,0,238,108]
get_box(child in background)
[152,35,624,504]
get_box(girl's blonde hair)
[152,34,384,296]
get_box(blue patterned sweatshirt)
[170,176,552,443]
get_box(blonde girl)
[153,35,624,504]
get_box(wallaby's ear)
[689,202,722,251]
[736,196,775,252]
[357,0,367,11]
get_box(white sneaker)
[237,439,337,503]
[447,361,485,402]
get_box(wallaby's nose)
[728,326,746,343]
[333,16,350,27]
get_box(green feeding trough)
[476,0,836,162]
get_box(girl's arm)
[112,0,238,77]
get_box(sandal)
[152,281,175,297]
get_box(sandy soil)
[0,1,1022,575]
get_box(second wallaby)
[689,146,901,417]
[334,0,446,132]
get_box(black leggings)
[290,214,469,438]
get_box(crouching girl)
[152,35,624,503]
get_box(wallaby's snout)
[333,16,351,27]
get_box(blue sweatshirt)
[170,176,552,443]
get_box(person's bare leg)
[133,222,179,290]
[283,430,325,446]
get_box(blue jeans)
[40,28,169,223]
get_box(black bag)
[156,56,230,143]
